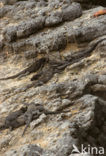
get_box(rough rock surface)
[0,0,106,156]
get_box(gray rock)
[0,135,12,149]
[62,2,82,21]
[0,0,106,155]
[45,11,63,27]
[24,50,37,59]
[5,144,43,156]
[4,17,45,42]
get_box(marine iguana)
[0,38,106,85]
[0,106,27,131]
[22,102,70,136]
[0,57,47,80]
[0,102,70,135]
[31,37,106,83]
[65,37,106,62]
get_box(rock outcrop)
[0,0,106,155]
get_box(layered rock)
[0,0,106,155]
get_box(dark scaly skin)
[31,38,106,83]
[65,38,106,63]
[0,38,106,82]
[53,38,106,71]
[0,107,27,131]
[22,113,33,136]
[0,103,70,135]
[0,57,47,80]
[22,103,70,136]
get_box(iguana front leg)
[22,113,33,136]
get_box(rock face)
[0,0,106,156]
